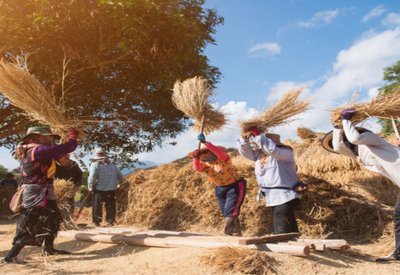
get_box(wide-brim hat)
[22,126,61,141]
[187,144,226,158]
[321,127,369,154]
[265,132,283,145]
[91,148,108,160]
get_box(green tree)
[378,60,400,136]
[0,164,8,179]
[0,0,223,165]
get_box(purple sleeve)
[33,139,78,161]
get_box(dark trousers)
[271,198,300,234]
[394,193,400,253]
[215,179,247,217]
[92,190,116,224]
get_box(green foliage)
[0,0,223,166]
[0,164,8,179]
[377,60,400,136]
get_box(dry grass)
[240,87,309,134]
[0,59,81,138]
[331,91,400,125]
[297,127,318,140]
[200,247,277,274]
[117,133,396,242]
[172,76,226,134]
[54,179,78,230]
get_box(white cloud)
[361,5,385,22]
[248,42,281,58]
[300,27,400,133]
[267,81,313,102]
[295,9,339,28]
[136,101,259,164]
[367,86,380,99]
[382,13,400,27]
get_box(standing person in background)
[188,134,247,236]
[55,154,83,214]
[238,126,306,234]
[1,173,18,189]
[321,108,400,262]
[88,149,123,227]
[3,126,79,264]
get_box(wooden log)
[286,241,325,251]
[257,243,310,256]
[297,239,349,250]
[238,232,300,245]
[58,231,309,256]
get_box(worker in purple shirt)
[3,126,79,264]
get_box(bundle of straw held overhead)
[296,127,319,140]
[0,59,80,137]
[200,247,277,274]
[240,87,310,134]
[172,76,226,134]
[330,90,400,126]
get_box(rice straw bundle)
[0,59,80,137]
[296,127,317,140]
[54,179,78,230]
[172,76,226,134]
[240,87,309,134]
[200,247,277,274]
[330,90,400,125]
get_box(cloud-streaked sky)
[1,1,400,169]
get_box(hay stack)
[200,247,277,274]
[0,59,80,137]
[118,134,396,241]
[240,87,309,134]
[172,76,226,134]
[0,185,16,216]
[331,91,400,125]
[54,179,78,230]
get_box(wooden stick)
[257,243,310,256]
[238,232,300,245]
[296,239,349,250]
[287,241,324,251]
[197,114,206,150]
[391,117,400,139]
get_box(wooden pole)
[391,117,400,140]
[197,115,206,150]
[238,233,300,245]
[58,230,309,256]
[296,239,349,250]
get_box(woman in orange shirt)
[188,134,247,235]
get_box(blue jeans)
[215,179,246,217]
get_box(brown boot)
[224,217,235,236]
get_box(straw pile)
[0,185,16,216]
[200,247,277,274]
[172,76,226,134]
[0,59,80,137]
[54,179,78,230]
[240,87,309,134]
[331,90,400,125]
[118,134,396,241]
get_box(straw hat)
[91,148,108,160]
[321,127,369,154]
[22,126,61,141]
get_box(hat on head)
[187,144,226,158]
[265,132,282,145]
[91,148,108,160]
[22,126,61,141]
[321,127,369,154]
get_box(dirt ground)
[0,220,399,275]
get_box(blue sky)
[1,1,400,170]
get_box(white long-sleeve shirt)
[238,134,300,207]
[333,119,400,187]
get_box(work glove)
[197,133,206,143]
[67,128,79,140]
[249,126,261,137]
[340,108,357,121]
[333,124,342,129]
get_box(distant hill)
[121,161,158,176]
